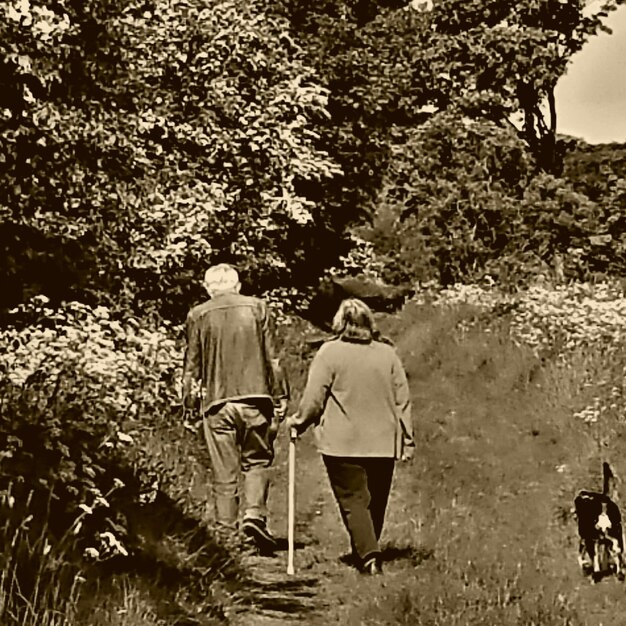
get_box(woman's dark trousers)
[322,455,395,564]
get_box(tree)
[0,0,342,317]
[278,0,625,207]
[273,0,625,285]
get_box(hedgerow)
[413,279,626,432]
[0,296,245,624]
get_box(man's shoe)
[361,555,383,576]
[242,518,277,555]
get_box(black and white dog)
[574,462,625,582]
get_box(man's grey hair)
[204,263,240,295]
[332,298,376,342]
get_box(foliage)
[562,140,626,202]
[0,0,342,318]
[280,0,625,215]
[262,0,626,290]
[414,278,626,358]
[2,0,626,313]
[358,114,621,286]
[0,297,243,624]
[561,142,626,275]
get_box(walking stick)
[287,427,297,575]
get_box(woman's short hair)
[332,298,376,342]
[204,263,240,294]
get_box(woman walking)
[287,298,414,575]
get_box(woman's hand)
[274,398,288,421]
[285,413,302,437]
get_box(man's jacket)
[182,292,286,413]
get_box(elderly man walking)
[182,263,288,553]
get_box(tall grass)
[0,482,84,626]
[0,371,246,626]
[350,301,626,626]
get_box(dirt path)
[230,306,626,625]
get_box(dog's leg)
[608,537,621,576]
[614,538,626,581]
[578,541,591,572]
[578,538,594,576]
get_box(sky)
[555,4,626,144]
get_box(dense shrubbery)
[2,0,626,317]
[0,297,247,624]
[360,114,626,287]
[0,0,345,319]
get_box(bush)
[360,114,625,288]
[0,0,344,319]
[0,296,244,624]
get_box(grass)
[0,484,84,626]
[333,301,626,625]
[5,291,626,624]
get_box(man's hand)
[274,398,288,421]
[268,415,281,444]
[182,376,201,413]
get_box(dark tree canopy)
[1,0,625,316]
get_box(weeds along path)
[232,303,626,625]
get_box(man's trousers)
[203,400,274,530]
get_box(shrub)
[0,296,243,624]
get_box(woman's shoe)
[361,555,383,575]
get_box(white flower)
[99,531,129,556]
[94,496,110,509]
[117,432,134,444]
[83,547,99,560]
[78,504,93,515]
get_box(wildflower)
[94,495,110,509]
[83,547,99,560]
[117,432,133,444]
[93,306,110,319]
[2,493,15,509]
[32,294,50,305]
[113,478,125,489]
[99,531,129,557]
[78,504,93,515]
[42,541,52,556]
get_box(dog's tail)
[603,462,615,497]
